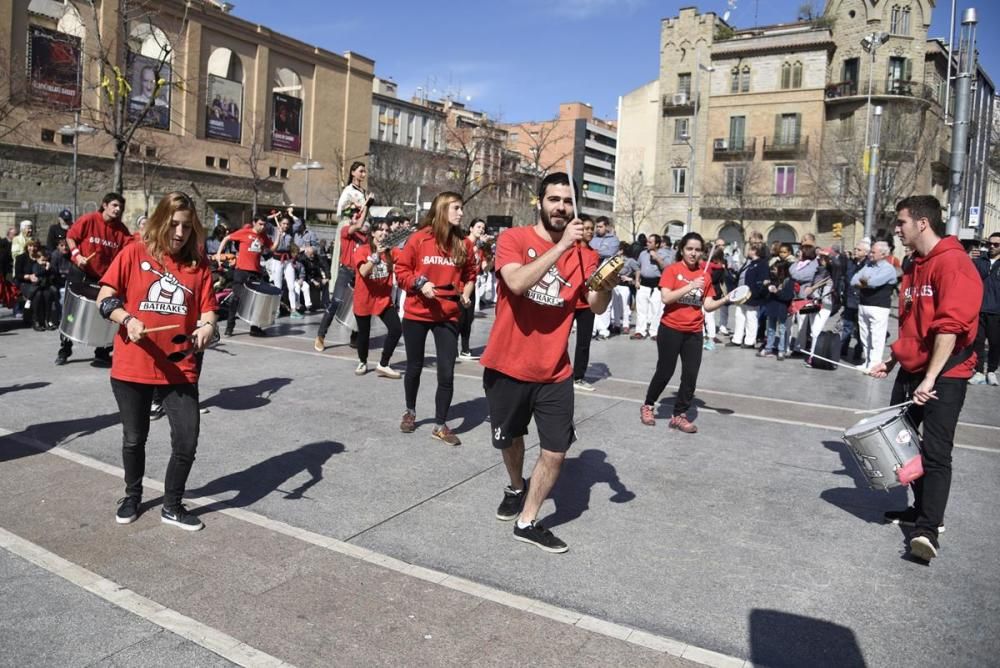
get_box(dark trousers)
[402,318,458,424]
[457,299,476,353]
[356,307,402,366]
[974,312,1000,373]
[110,378,200,509]
[573,307,595,381]
[840,307,863,359]
[21,282,59,327]
[644,324,703,416]
[226,269,262,332]
[59,265,111,359]
[317,265,355,338]
[891,370,968,537]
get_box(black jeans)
[356,307,402,366]
[457,299,476,353]
[644,324,703,416]
[59,265,111,359]
[573,307,595,381]
[974,312,1000,373]
[317,265,356,338]
[110,378,200,509]
[402,318,458,424]
[226,269,262,332]
[890,370,968,536]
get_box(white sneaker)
[573,379,595,392]
[376,364,401,379]
[355,362,367,376]
[988,372,999,386]
[969,372,987,385]
[459,350,479,360]
[719,326,730,335]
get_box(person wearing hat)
[47,209,74,251]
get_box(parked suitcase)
[810,331,841,370]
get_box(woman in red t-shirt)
[97,192,218,532]
[394,192,477,445]
[352,220,402,378]
[640,232,730,433]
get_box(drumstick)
[142,324,181,334]
[807,352,871,374]
[565,160,579,219]
[853,400,914,415]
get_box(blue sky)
[231,0,998,123]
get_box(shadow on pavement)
[541,449,635,529]
[450,397,489,434]
[202,377,293,411]
[654,396,735,420]
[0,410,122,462]
[819,440,908,524]
[0,381,50,396]
[186,440,346,515]
[749,608,867,667]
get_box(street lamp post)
[861,31,890,150]
[685,55,714,235]
[58,111,98,217]
[947,8,978,236]
[291,159,323,222]
[863,106,883,241]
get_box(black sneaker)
[513,521,568,553]
[115,496,141,524]
[496,479,528,521]
[150,402,164,421]
[249,327,267,337]
[884,507,945,533]
[91,355,112,368]
[909,530,939,561]
[161,505,204,531]
[54,353,69,366]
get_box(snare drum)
[236,281,281,328]
[842,408,924,491]
[335,284,356,329]
[59,283,117,347]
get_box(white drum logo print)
[525,248,571,307]
[138,261,193,315]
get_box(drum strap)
[941,346,974,375]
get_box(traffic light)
[832,222,843,239]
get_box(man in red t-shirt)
[215,214,272,337]
[57,192,133,366]
[869,195,982,563]
[480,172,615,554]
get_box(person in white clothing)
[266,216,301,318]
[632,234,669,339]
[851,240,897,369]
[611,241,639,334]
[729,242,768,347]
[804,249,835,364]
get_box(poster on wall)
[27,25,82,108]
[127,52,171,130]
[205,75,243,142]
[271,92,302,152]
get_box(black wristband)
[99,295,124,320]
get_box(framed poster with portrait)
[27,25,82,108]
[127,52,171,129]
[206,75,243,142]
[271,92,302,152]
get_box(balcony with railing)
[762,135,809,159]
[825,79,937,105]
[712,137,756,161]
[662,92,696,116]
[700,193,815,221]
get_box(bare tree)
[127,129,181,213]
[233,118,275,216]
[440,116,514,204]
[513,117,573,196]
[614,169,655,240]
[84,0,189,194]
[701,160,769,235]
[368,140,434,208]
[0,45,31,143]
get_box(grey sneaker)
[909,530,939,561]
[988,372,999,387]
[354,362,367,376]
[116,496,141,525]
[969,372,987,385]
[573,379,595,392]
[375,364,401,379]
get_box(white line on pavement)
[0,428,748,668]
[0,526,291,668]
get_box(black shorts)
[483,368,576,453]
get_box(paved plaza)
[1,309,998,667]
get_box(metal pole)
[947,9,978,236]
[863,106,883,241]
[863,41,876,150]
[303,167,310,223]
[686,50,701,236]
[71,111,80,216]
[944,0,957,121]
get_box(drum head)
[248,282,282,296]
[71,283,102,301]
[844,408,905,438]
[729,285,751,304]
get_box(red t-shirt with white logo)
[480,226,597,383]
[352,244,394,316]
[576,244,599,309]
[100,243,218,385]
[339,225,368,269]
[66,211,133,281]
[229,227,271,273]
[394,228,477,322]
[659,260,716,333]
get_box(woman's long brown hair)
[418,191,467,266]
[142,191,206,269]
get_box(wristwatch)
[413,275,429,292]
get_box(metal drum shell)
[59,284,117,347]
[335,284,356,330]
[586,255,624,291]
[842,409,923,491]
[236,282,281,329]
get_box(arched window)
[55,3,85,39]
[271,67,303,151]
[792,61,803,88]
[781,63,791,90]
[129,21,172,62]
[766,223,797,245]
[205,48,244,143]
[718,222,745,247]
[731,66,740,94]
[740,65,751,93]
[207,47,243,81]
[665,221,685,241]
[126,22,173,129]
[274,67,302,98]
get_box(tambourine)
[727,284,752,305]
[586,255,624,290]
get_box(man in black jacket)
[970,232,1000,385]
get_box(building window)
[740,66,751,93]
[145,146,157,158]
[41,129,55,142]
[792,62,803,89]
[781,63,791,90]
[834,165,851,197]
[725,165,747,195]
[775,113,802,146]
[269,166,277,177]
[775,165,796,195]
[890,5,911,35]
[730,67,740,94]
[677,73,692,97]
[838,112,854,140]
[672,167,687,194]
[279,168,288,179]
[205,156,215,167]
[674,118,690,142]
[842,58,860,93]
[887,56,911,84]
[729,116,746,149]
[60,133,74,146]
[219,157,229,170]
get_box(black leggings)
[402,318,459,424]
[356,307,402,366]
[573,307,595,381]
[643,323,703,416]
[457,299,476,353]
